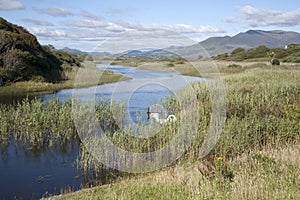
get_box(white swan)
[149,112,177,124]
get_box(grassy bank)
[47,145,300,200]
[0,62,299,199]
[0,61,129,96]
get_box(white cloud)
[64,19,106,28]
[22,18,54,26]
[27,16,224,52]
[80,10,102,20]
[68,11,223,36]
[0,0,24,10]
[33,7,74,17]
[198,25,226,33]
[114,21,225,34]
[105,22,126,32]
[28,27,66,39]
[229,6,300,27]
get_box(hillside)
[199,30,300,56]
[0,17,81,86]
[213,44,300,63]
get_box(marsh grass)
[0,98,77,152]
[0,62,299,199]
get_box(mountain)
[116,48,181,59]
[0,17,81,85]
[113,30,300,59]
[62,47,86,55]
[198,30,300,56]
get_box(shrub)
[31,75,46,82]
[227,64,242,68]
[272,59,280,65]
[166,63,175,67]
[231,48,245,55]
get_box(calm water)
[42,63,202,123]
[0,141,82,199]
[0,63,202,199]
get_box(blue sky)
[1,0,300,52]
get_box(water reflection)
[0,139,82,199]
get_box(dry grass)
[46,144,300,200]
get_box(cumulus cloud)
[63,19,106,28]
[0,0,24,10]
[28,27,66,39]
[31,21,225,52]
[198,25,226,33]
[28,16,224,52]
[105,22,126,32]
[114,21,225,34]
[229,6,300,27]
[60,19,224,40]
[22,18,54,26]
[33,7,74,17]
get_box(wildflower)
[216,156,223,161]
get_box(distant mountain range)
[198,30,300,56]
[62,47,86,55]
[62,30,300,58]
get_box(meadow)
[0,61,299,199]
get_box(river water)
[0,63,202,199]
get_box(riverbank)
[46,145,300,200]
[44,61,300,199]
[102,58,300,77]
[0,61,129,96]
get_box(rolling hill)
[0,17,81,85]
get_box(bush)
[166,63,175,67]
[31,75,46,82]
[231,48,245,55]
[227,64,242,68]
[272,59,280,65]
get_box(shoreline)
[0,61,131,97]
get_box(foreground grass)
[47,144,300,200]
[0,61,129,96]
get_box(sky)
[0,0,300,52]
